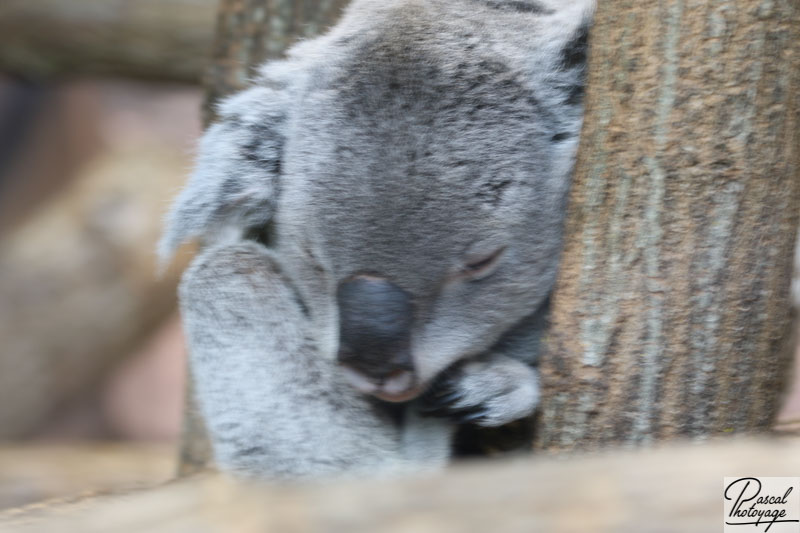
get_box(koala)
[161,0,593,480]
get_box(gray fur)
[180,242,453,479]
[164,0,594,479]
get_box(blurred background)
[0,0,213,509]
[0,0,797,513]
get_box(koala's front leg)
[419,304,549,428]
[419,353,540,427]
[180,241,452,480]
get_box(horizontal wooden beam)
[0,0,217,83]
[2,436,798,532]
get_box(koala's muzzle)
[336,275,420,402]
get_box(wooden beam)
[2,437,798,532]
[0,0,217,82]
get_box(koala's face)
[162,2,587,406]
[280,37,575,402]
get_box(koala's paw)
[418,355,539,427]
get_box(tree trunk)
[536,0,800,451]
[178,0,350,476]
[202,0,351,123]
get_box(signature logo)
[724,477,800,532]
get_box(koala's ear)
[159,86,291,263]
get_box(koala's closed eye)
[457,246,506,281]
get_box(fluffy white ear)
[159,85,291,263]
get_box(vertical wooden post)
[202,0,349,123]
[536,0,800,451]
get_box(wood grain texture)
[3,437,799,532]
[0,445,174,511]
[536,0,800,450]
[0,0,217,82]
[202,0,350,123]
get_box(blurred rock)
[103,315,186,442]
[0,81,200,439]
[0,79,101,231]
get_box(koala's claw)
[418,356,540,428]
[418,376,460,415]
[457,409,491,424]
[419,384,489,425]
[424,380,463,406]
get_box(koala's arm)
[420,301,550,428]
[164,84,453,480]
[180,241,453,480]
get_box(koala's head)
[162,0,589,403]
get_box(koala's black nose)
[336,275,414,380]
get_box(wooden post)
[536,0,800,450]
[202,0,350,123]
